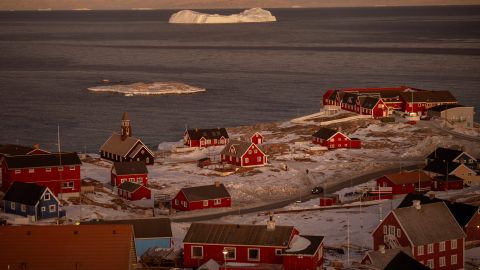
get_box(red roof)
[0,225,136,270]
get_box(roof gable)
[3,182,50,206]
[220,140,256,158]
[284,235,324,256]
[100,133,145,157]
[426,147,464,162]
[186,128,229,140]
[118,181,144,193]
[4,152,81,169]
[399,90,456,103]
[113,161,148,175]
[184,223,295,247]
[423,160,462,175]
[383,171,432,185]
[181,184,231,201]
[384,251,430,270]
[312,128,339,140]
[362,97,380,109]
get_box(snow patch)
[169,8,276,24]
[286,235,311,252]
[87,82,205,96]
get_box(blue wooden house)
[3,181,65,221]
[85,218,172,257]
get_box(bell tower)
[121,112,132,140]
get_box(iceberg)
[169,8,276,24]
[87,82,206,96]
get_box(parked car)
[311,186,323,194]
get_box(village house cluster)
[0,85,478,269]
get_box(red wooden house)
[183,128,229,148]
[398,193,480,242]
[111,161,148,187]
[375,171,432,195]
[372,201,465,270]
[282,235,324,270]
[117,181,151,201]
[183,222,299,269]
[100,112,155,165]
[311,128,361,149]
[361,247,430,270]
[220,140,267,167]
[1,152,82,198]
[245,131,264,145]
[172,182,231,211]
[399,91,457,116]
[360,97,389,118]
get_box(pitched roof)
[426,147,464,161]
[392,202,465,245]
[341,92,358,105]
[362,96,380,109]
[284,235,324,256]
[83,218,172,238]
[184,223,294,247]
[364,247,413,269]
[423,160,462,175]
[428,104,464,112]
[220,140,254,158]
[100,133,143,157]
[118,181,144,193]
[384,250,430,270]
[0,225,135,270]
[181,184,231,201]
[399,90,457,103]
[312,128,339,140]
[397,193,479,227]
[3,152,81,169]
[113,161,148,175]
[186,128,229,140]
[383,170,431,185]
[3,182,48,206]
[0,144,38,156]
[328,90,339,101]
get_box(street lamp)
[222,248,228,270]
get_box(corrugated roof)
[181,184,231,202]
[100,133,140,157]
[384,250,430,270]
[283,235,324,256]
[341,92,358,105]
[428,104,464,112]
[187,128,229,140]
[83,218,172,238]
[361,96,380,109]
[0,144,37,156]
[426,147,464,162]
[4,152,81,169]
[184,223,294,247]
[118,181,143,193]
[312,128,338,140]
[0,224,135,270]
[220,140,253,158]
[113,161,148,175]
[393,202,465,245]
[365,247,412,269]
[399,90,457,103]
[3,182,48,206]
[423,160,461,175]
[383,171,432,185]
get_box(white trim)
[248,248,261,261]
[224,247,236,260]
[191,246,203,259]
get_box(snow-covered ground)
[169,8,276,24]
[87,82,206,96]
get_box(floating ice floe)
[87,82,206,96]
[169,8,276,24]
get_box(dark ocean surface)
[1,6,479,152]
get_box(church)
[99,112,155,165]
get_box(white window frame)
[389,225,395,235]
[427,243,433,254]
[224,247,236,260]
[137,177,142,183]
[275,249,282,256]
[10,202,15,209]
[46,167,51,172]
[248,150,252,154]
[49,205,56,212]
[383,225,387,234]
[28,168,34,173]
[182,201,187,208]
[245,158,249,164]
[15,170,21,174]
[248,248,260,261]
[396,228,401,238]
[439,256,446,267]
[254,149,258,154]
[257,156,261,162]
[451,254,457,265]
[58,167,64,171]
[439,241,445,252]
[203,200,208,207]
[69,166,76,171]
[41,206,46,212]
[214,199,221,205]
[175,199,179,205]
[427,259,434,269]
[417,245,424,256]
[129,177,135,182]
[44,193,50,200]
[21,204,26,212]
[191,246,203,259]
[451,239,457,249]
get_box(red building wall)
[118,185,151,201]
[283,250,323,270]
[171,191,231,211]
[372,101,388,118]
[376,177,430,195]
[250,134,264,145]
[466,213,480,241]
[312,133,361,150]
[2,165,80,195]
[373,212,411,250]
[322,90,334,105]
[431,179,463,191]
[111,173,148,187]
[222,145,267,167]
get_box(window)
[389,225,395,235]
[331,139,335,142]
[182,201,187,208]
[451,254,457,265]
[203,200,208,207]
[129,178,135,182]
[121,179,126,184]
[41,206,46,212]
[21,204,26,212]
[248,248,260,261]
[28,168,34,173]
[417,245,424,256]
[192,246,203,258]
[214,199,221,205]
[254,149,258,154]
[275,249,282,256]
[206,139,211,144]
[58,167,63,171]
[175,199,179,205]
[248,150,252,154]
[245,158,249,163]
[383,225,387,234]
[137,177,142,183]
[49,205,56,212]
[70,166,76,170]
[62,181,74,189]
[396,228,401,238]
[44,193,50,200]
[439,256,446,267]
[46,168,51,172]
[257,156,261,162]
[224,247,236,260]
[427,243,433,254]
[439,241,445,252]
[15,170,21,174]
[427,259,434,269]
[451,239,457,249]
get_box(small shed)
[111,161,148,187]
[117,181,151,201]
[319,194,339,207]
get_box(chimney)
[379,245,386,254]
[214,181,220,187]
[267,213,276,231]
[413,200,421,210]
